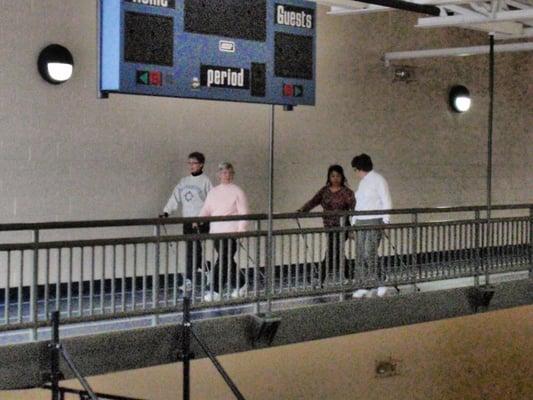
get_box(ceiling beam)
[384,41,533,63]
[416,8,533,28]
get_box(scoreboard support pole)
[265,105,276,315]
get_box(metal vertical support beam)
[255,221,261,314]
[31,229,39,340]
[486,33,495,286]
[50,311,61,400]
[181,295,192,400]
[266,105,275,314]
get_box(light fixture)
[38,44,74,84]
[449,85,471,113]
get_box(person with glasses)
[161,152,213,290]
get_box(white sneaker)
[230,284,248,299]
[377,286,394,297]
[353,289,369,298]
[203,292,220,302]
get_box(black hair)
[326,164,347,187]
[351,153,373,172]
[188,152,205,164]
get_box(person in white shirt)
[161,152,213,288]
[350,154,393,299]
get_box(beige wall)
[2,305,532,399]
[0,1,531,225]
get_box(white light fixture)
[449,85,471,113]
[38,44,74,84]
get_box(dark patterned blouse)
[300,186,355,227]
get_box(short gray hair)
[218,162,234,172]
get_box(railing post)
[529,207,533,279]
[254,220,261,315]
[411,213,419,291]
[474,210,481,287]
[339,215,346,290]
[31,229,39,340]
[152,222,161,326]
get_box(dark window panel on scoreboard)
[274,32,313,80]
[124,12,174,66]
[184,0,267,42]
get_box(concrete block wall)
[0,2,531,224]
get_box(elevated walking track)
[0,204,531,390]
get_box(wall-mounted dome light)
[449,85,471,113]
[37,44,74,84]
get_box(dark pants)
[183,222,209,283]
[212,238,244,293]
[322,232,351,284]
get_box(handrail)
[0,203,531,232]
[0,215,528,252]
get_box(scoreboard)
[100,0,316,106]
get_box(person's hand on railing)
[159,212,169,218]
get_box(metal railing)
[0,204,531,332]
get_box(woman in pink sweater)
[198,162,249,300]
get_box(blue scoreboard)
[99,0,316,106]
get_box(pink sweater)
[198,183,249,233]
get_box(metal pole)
[50,311,61,400]
[266,105,275,313]
[486,33,495,286]
[181,295,191,400]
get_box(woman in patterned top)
[298,165,355,286]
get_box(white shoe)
[230,284,248,299]
[377,286,394,297]
[353,289,369,298]
[203,292,220,302]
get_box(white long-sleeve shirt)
[198,183,249,233]
[163,173,213,217]
[351,170,392,224]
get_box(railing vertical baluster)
[254,221,261,313]
[303,233,308,289]
[411,213,418,286]
[89,246,94,316]
[474,210,481,287]
[340,217,346,286]
[110,245,115,314]
[154,224,161,314]
[142,244,147,310]
[79,247,84,317]
[18,251,24,324]
[280,234,285,293]
[56,249,62,313]
[296,232,301,289]
[5,251,11,325]
[288,233,293,291]
[164,241,169,307]
[67,247,73,319]
[31,230,39,336]
[524,207,533,279]
[44,249,50,321]
[101,246,106,314]
[121,245,126,312]
[133,244,137,310]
